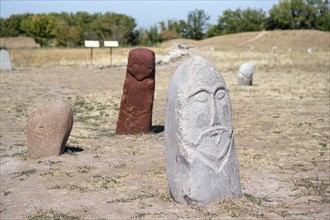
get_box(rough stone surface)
[0,49,12,71]
[165,56,242,205]
[27,100,73,158]
[116,48,155,134]
[156,49,189,65]
[238,62,255,86]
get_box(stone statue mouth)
[179,128,233,172]
[192,127,232,162]
[193,126,230,145]
[210,129,223,145]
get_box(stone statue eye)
[194,92,209,103]
[215,89,226,100]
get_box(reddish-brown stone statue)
[116,48,155,134]
[27,99,73,158]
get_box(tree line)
[0,0,329,47]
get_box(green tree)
[208,8,266,37]
[53,19,82,47]
[159,19,187,40]
[73,12,94,28]
[127,29,141,46]
[266,0,326,30]
[308,0,330,31]
[185,9,210,40]
[315,10,330,31]
[206,23,222,38]
[0,14,32,37]
[86,12,137,44]
[21,14,56,46]
[106,13,137,45]
[0,18,6,37]
[291,0,317,28]
[138,25,163,45]
[0,11,140,46]
[54,20,70,46]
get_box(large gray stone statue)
[27,99,73,159]
[165,56,242,205]
[237,62,254,86]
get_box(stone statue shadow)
[64,145,84,154]
[151,125,164,134]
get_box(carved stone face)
[165,56,242,204]
[30,106,68,137]
[176,57,233,171]
[116,48,156,135]
[127,48,155,81]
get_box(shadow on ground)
[151,125,164,134]
[64,145,84,154]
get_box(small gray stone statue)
[238,62,254,86]
[27,99,73,159]
[0,49,12,72]
[165,56,242,205]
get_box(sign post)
[84,40,100,65]
[104,41,119,67]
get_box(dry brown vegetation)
[6,29,329,68]
[0,37,40,49]
[0,30,329,219]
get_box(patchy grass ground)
[1,30,329,219]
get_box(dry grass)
[0,30,329,219]
[201,30,330,50]
[6,30,329,68]
[162,30,329,51]
[8,47,169,68]
[202,49,330,75]
[0,37,40,49]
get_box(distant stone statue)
[27,100,73,158]
[307,48,313,54]
[0,49,12,72]
[272,46,277,54]
[237,62,255,86]
[165,56,242,205]
[116,48,156,134]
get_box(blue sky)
[0,0,279,28]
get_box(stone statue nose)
[212,98,221,126]
[38,120,44,128]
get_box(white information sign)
[84,40,100,48]
[104,41,119,47]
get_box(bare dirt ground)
[1,32,329,219]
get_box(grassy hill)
[2,30,329,51]
[162,30,330,51]
[4,30,329,68]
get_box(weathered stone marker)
[116,48,155,134]
[165,56,242,205]
[0,49,12,71]
[27,100,73,159]
[237,62,254,86]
